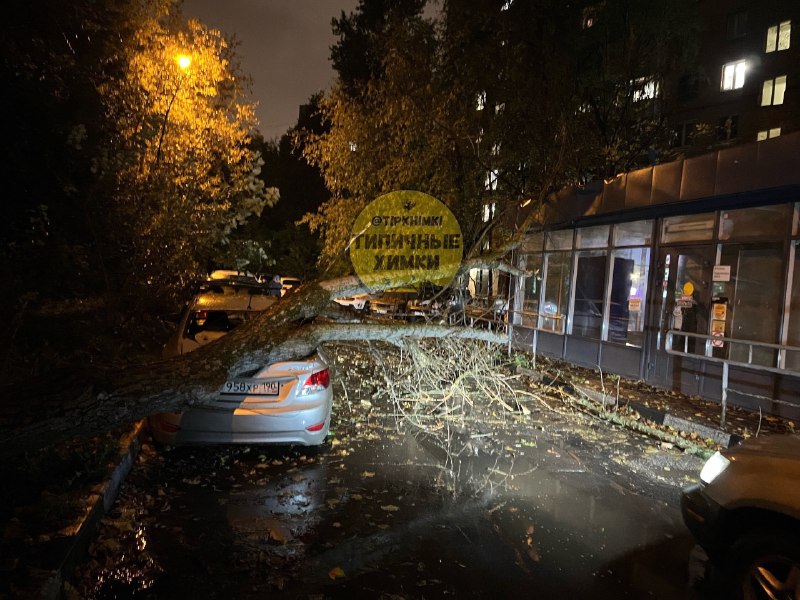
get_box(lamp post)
[154,53,192,165]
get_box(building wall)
[672,0,800,149]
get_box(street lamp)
[154,53,192,165]
[176,54,192,71]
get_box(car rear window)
[185,310,250,339]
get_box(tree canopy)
[2,0,275,310]
[298,0,700,270]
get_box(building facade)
[672,0,800,150]
[511,132,800,419]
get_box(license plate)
[221,380,280,396]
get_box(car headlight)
[700,451,730,484]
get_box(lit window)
[484,170,498,191]
[766,21,791,52]
[500,0,513,11]
[721,60,746,90]
[495,102,505,114]
[761,75,787,106]
[482,202,496,222]
[476,91,486,111]
[757,128,781,141]
[491,143,501,156]
[349,141,357,152]
[632,78,659,102]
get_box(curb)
[36,420,146,600]
[572,384,741,448]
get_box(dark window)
[672,121,698,147]
[678,73,699,103]
[717,115,739,142]
[727,11,748,39]
[572,253,607,339]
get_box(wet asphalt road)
[71,394,710,599]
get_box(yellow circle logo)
[349,190,463,290]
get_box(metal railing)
[665,330,800,427]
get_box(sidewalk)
[522,354,795,454]
[1,422,146,599]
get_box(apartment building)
[510,1,800,419]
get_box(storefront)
[512,133,800,419]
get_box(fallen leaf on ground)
[328,566,346,580]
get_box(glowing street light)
[155,53,193,164]
[176,54,192,70]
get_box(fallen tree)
[0,271,513,459]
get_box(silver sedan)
[149,279,333,447]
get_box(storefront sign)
[712,303,728,321]
[713,265,731,282]
[677,294,694,308]
[628,298,642,312]
[711,319,726,348]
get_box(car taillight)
[300,368,330,395]
[306,422,325,432]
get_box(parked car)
[150,276,333,447]
[333,293,372,311]
[367,288,418,317]
[681,434,800,599]
[406,284,446,319]
[280,276,302,296]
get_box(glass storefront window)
[539,252,571,333]
[518,253,542,328]
[522,232,545,252]
[661,213,715,243]
[719,203,792,241]
[546,230,573,250]
[609,247,650,347]
[571,250,607,339]
[576,225,609,248]
[613,220,653,246]
[721,243,784,366]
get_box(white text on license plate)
[221,380,280,395]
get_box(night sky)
[184,0,359,140]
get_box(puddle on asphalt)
[71,418,698,599]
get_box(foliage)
[298,0,700,268]
[2,0,277,315]
[101,13,276,302]
[0,0,154,304]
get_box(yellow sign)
[682,282,695,296]
[712,303,727,321]
[349,191,463,290]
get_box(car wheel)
[727,530,800,600]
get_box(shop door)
[645,246,715,394]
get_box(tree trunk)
[0,277,507,459]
